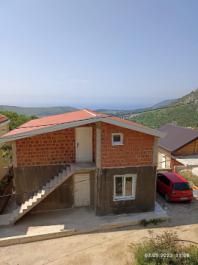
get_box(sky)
[0,0,198,109]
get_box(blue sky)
[0,0,198,109]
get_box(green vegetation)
[0,146,11,167]
[130,103,198,128]
[0,110,37,130]
[177,169,198,187]
[140,218,164,226]
[130,88,198,128]
[0,111,37,166]
[132,231,198,265]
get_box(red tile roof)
[109,115,148,128]
[0,114,9,124]
[3,109,107,137]
[0,109,163,142]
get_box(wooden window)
[112,133,123,146]
[114,174,137,201]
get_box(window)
[114,174,137,201]
[157,174,170,186]
[112,133,123,146]
[173,182,190,191]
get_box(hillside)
[130,89,198,128]
[96,99,177,117]
[0,105,77,117]
[151,98,177,109]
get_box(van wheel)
[165,194,170,202]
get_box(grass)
[131,231,198,265]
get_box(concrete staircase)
[8,165,75,225]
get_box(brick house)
[0,109,164,224]
[158,124,198,170]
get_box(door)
[75,127,93,162]
[74,174,90,207]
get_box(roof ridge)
[0,109,164,143]
[83,109,97,117]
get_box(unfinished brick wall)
[15,122,154,167]
[101,123,155,167]
[15,128,75,166]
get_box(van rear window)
[173,183,190,191]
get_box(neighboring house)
[0,114,10,137]
[158,124,198,170]
[0,114,10,178]
[0,109,164,224]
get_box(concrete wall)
[0,122,9,137]
[14,165,95,213]
[0,122,10,179]
[95,166,156,215]
[14,164,156,215]
[157,147,171,170]
[101,123,155,168]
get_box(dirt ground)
[0,195,197,265]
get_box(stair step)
[8,166,74,224]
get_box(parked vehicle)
[157,172,193,202]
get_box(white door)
[74,174,90,207]
[75,127,93,162]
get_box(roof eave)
[0,116,165,144]
[158,144,173,152]
[101,117,166,138]
[0,117,102,144]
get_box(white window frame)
[113,174,137,201]
[112,133,124,146]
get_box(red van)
[157,172,193,202]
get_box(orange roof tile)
[0,109,164,142]
[3,109,107,137]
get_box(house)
[0,114,10,137]
[158,124,198,170]
[0,109,164,224]
[0,114,10,178]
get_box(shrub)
[132,231,198,265]
[177,169,198,187]
[140,218,164,226]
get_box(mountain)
[130,89,198,128]
[0,98,176,118]
[151,99,177,109]
[96,100,177,117]
[0,105,78,117]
